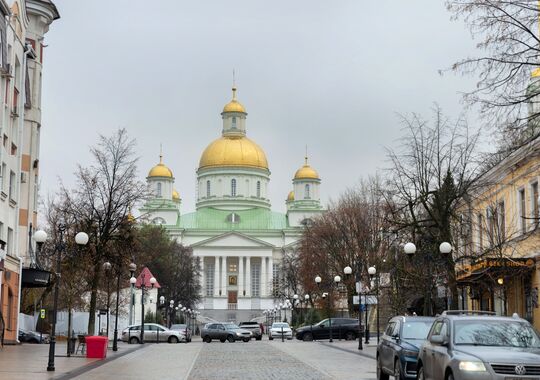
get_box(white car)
[121,323,186,344]
[269,322,293,340]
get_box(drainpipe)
[15,45,34,343]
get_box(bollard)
[281,326,284,342]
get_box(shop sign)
[457,258,535,280]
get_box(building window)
[206,180,211,198]
[7,227,13,255]
[531,182,539,228]
[206,263,214,296]
[231,179,237,197]
[486,207,495,246]
[497,201,505,241]
[232,116,237,129]
[305,184,310,199]
[256,181,261,198]
[272,263,280,297]
[156,182,162,197]
[0,163,4,193]
[7,290,13,329]
[8,170,15,200]
[519,188,527,234]
[251,263,260,297]
[477,214,483,251]
[229,264,237,272]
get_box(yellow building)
[456,136,540,330]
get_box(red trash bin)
[85,336,108,359]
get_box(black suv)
[295,318,360,341]
[376,316,435,380]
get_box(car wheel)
[220,338,226,343]
[129,336,139,344]
[168,336,179,344]
[302,333,313,342]
[376,356,389,380]
[269,336,273,340]
[256,337,262,341]
[446,372,455,380]
[227,335,235,343]
[417,365,425,380]
[345,331,356,341]
[394,358,402,380]
[243,338,250,342]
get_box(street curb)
[53,344,146,380]
[318,342,376,360]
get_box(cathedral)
[141,87,324,321]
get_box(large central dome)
[199,135,269,170]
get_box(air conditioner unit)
[20,172,27,183]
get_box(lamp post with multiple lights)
[315,274,341,343]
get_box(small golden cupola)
[222,86,247,114]
[172,189,180,202]
[148,154,173,178]
[294,156,319,180]
[287,191,295,202]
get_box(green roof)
[179,207,288,230]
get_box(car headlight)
[402,349,418,357]
[459,361,486,372]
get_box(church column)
[200,257,205,296]
[245,257,251,297]
[222,256,227,298]
[214,256,220,297]
[268,256,274,299]
[238,256,244,297]
[261,256,267,297]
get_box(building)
[141,87,324,321]
[0,0,58,344]
[456,134,540,330]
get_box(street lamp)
[102,262,112,338]
[128,263,137,325]
[138,272,157,344]
[404,241,452,315]
[315,274,339,343]
[35,226,88,372]
[343,264,362,350]
[367,266,378,344]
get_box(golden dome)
[148,154,173,178]
[172,189,180,201]
[287,191,295,201]
[199,136,268,170]
[294,157,319,180]
[532,68,540,78]
[222,87,246,114]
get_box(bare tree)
[447,0,540,143]
[54,129,148,334]
[385,106,481,311]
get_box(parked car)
[269,322,293,340]
[417,311,540,380]
[170,324,192,342]
[376,316,435,380]
[121,323,186,344]
[295,318,360,341]
[201,322,252,343]
[238,321,262,340]
[18,329,49,344]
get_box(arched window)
[305,184,310,199]
[157,182,162,197]
[206,180,211,198]
[256,181,261,198]
[231,179,237,196]
[232,116,237,129]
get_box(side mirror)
[430,335,447,346]
[392,334,400,341]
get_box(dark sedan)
[18,329,49,344]
[201,323,252,343]
[295,318,360,341]
[376,316,435,380]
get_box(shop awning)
[456,257,536,284]
[21,268,51,288]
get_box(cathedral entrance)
[228,291,237,309]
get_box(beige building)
[0,0,58,344]
[456,135,540,330]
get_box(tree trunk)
[87,268,100,335]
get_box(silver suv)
[417,311,540,380]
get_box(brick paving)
[188,341,331,380]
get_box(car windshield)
[272,323,289,329]
[454,320,540,348]
[402,321,434,340]
[224,324,240,330]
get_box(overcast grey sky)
[39,0,479,213]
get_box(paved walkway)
[0,342,141,380]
